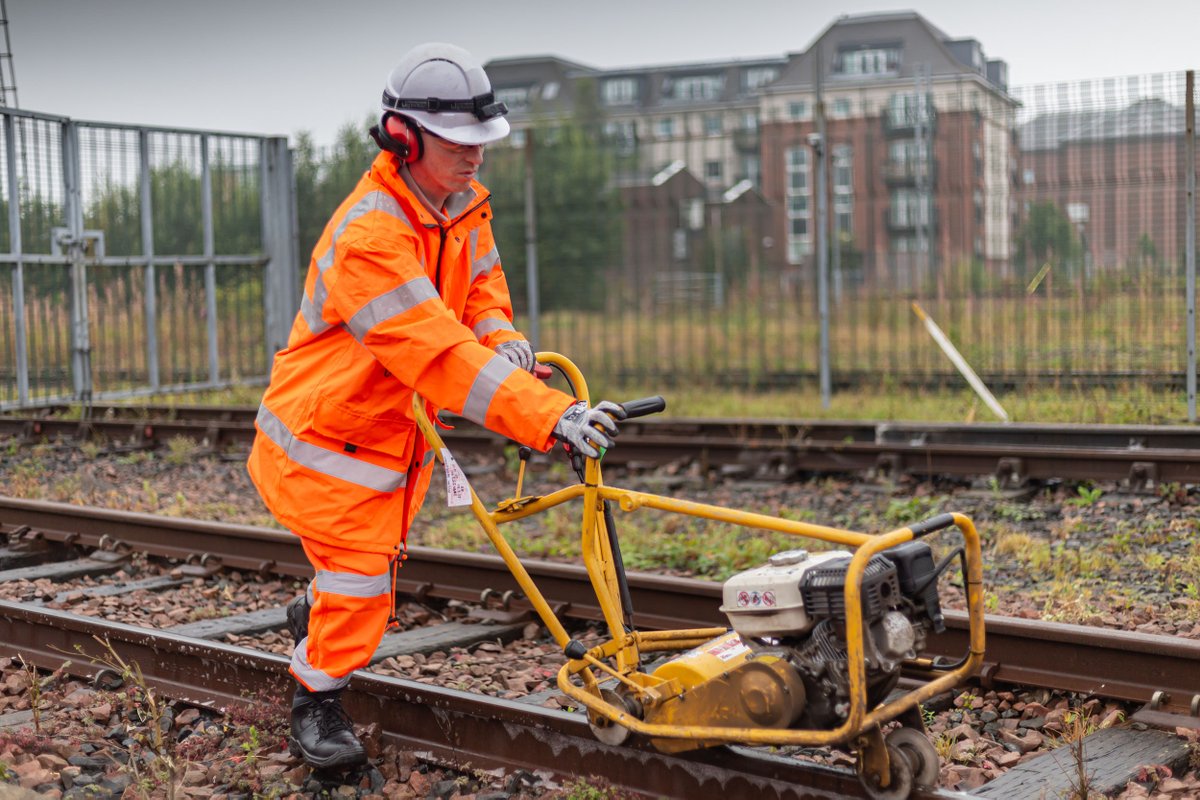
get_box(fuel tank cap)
[767,549,809,566]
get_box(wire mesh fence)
[0,109,295,409]
[476,70,1199,398]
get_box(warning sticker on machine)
[441,449,472,507]
[707,635,749,662]
[736,589,777,608]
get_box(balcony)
[732,126,760,153]
[886,206,937,234]
[883,106,937,137]
[882,159,935,185]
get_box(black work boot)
[289,687,367,770]
[286,595,310,645]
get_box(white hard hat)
[382,43,510,146]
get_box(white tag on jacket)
[441,449,472,507]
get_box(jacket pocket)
[310,394,416,463]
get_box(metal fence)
[478,70,1199,400]
[0,108,298,409]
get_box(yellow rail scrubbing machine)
[413,353,986,800]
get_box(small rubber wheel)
[860,743,915,800]
[886,726,940,788]
[587,688,636,746]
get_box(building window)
[836,47,900,76]
[832,98,852,117]
[890,188,932,227]
[509,130,526,148]
[657,117,676,139]
[741,112,758,132]
[1022,169,1036,186]
[788,101,809,120]
[667,74,725,101]
[603,120,638,155]
[832,144,853,236]
[744,66,779,90]
[602,77,639,106]
[541,82,560,100]
[887,93,933,127]
[703,114,723,136]
[705,160,722,181]
[495,87,529,111]
[740,154,761,185]
[785,146,811,263]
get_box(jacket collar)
[368,151,485,226]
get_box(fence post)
[200,134,219,385]
[138,129,160,392]
[61,118,92,405]
[1186,70,1196,422]
[814,51,831,408]
[4,113,28,405]
[523,129,540,351]
[260,137,299,362]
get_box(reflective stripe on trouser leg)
[290,537,393,692]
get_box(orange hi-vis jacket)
[248,151,575,554]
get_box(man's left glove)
[495,339,535,372]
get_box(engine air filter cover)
[720,549,852,638]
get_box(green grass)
[126,379,1191,425]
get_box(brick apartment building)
[485,11,1016,293]
[1017,96,1192,270]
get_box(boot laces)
[315,697,355,738]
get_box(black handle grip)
[620,396,666,419]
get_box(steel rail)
[0,600,959,800]
[5,408,1200,483]
[2,497,1199,717]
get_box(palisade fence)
[478,70,1199,403]
[0,108,298,410]
[5,71,1196,413]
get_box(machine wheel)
[886,726,940,788]
[587,688,639,746]
[859,743,914,800]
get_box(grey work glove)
[495,339,535,372]
[553,400,626,459]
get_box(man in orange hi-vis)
[247,42,624,770]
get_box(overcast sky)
[8,0,1199,146]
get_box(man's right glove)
[553,400,626,459]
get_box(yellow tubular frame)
[412,352,986,748]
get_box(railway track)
[1,498,1198,798]
[4,403,1200,486]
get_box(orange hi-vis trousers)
[290,537,396,692]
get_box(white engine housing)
[719,549,852,638]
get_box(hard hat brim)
[416,113,510,146]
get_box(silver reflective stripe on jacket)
[256,404,408,493]
[470,230,500,281]
[472,317,516,338]
[301,191,417,335]
[347,276,440,340]
[291,637,350,692]
[461,355,518,426]
[313,569,391,598]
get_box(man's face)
[410,128,485,202]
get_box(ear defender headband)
[381,90,508,121]
[369,113,423,163]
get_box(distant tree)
[1014,201,1080,275]
[482,101,623,312]
[1135,232,1159,268]
[292,116,377,266]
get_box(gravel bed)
[1,437,1199,797]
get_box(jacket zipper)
[433,194,492,294]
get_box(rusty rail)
[2,497,1199,717]
[0,599,956,800]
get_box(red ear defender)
[383,114,422,163]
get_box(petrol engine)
[716,542,946,730]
